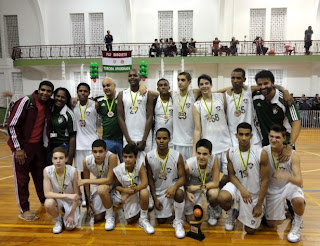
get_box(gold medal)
[234,110,241,117]
[131,106,138,113]
[200,184,206,190]
[178,111,186,119]
[233,90,243,117]
[206,114,213,122]
[163,115,169,121]
[159,172,167,180]
[243,170,248,177]
[107,111,114,117]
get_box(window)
[4,15,19,57]
[89,13,104,44]
[178,11,193,42]
[158,11,173,40]
[249,9,266,41]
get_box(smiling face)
[198,78,212,96]
[102,78,116,98]
[236,128,252,148]
[77,85,90,102]
[38,85,53,103]
[256,78,274,97]
[268,130,286,149]
[128,70,141,88]
[196,146,211,166]
[54,89,67,109]
[52,151,66,171]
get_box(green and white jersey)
[96,92,122,140]
[51,105,77,147]
[253,89,300,146]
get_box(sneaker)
[213,205,222,219]
[207,205,218,226]
[173,219,185,239]
[53,215,63,234]
[148,193,154,211]
[105,214,115,231]
[139,218,155,234]
[225,209,237,231]
[287,219,303,243]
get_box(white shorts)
[173,145,192,162]
[222,182,262,229]
[154,187,184,218]
[265,183,305,220]
[74,150,92,172]
[216,151,228,175]
[90,186,106,215]
[123,193,141,220]
[57,199,80,229]
[185,190,208,216]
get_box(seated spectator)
[253,36,268,55]
[312,94,320,110]
[180,38,188,56]
[168,38,177,57]
[160,38,168,57]
[299,94,311,110]
[211,37,220,56]
[230,37,239,56]
[149,39,161,57]
[188,38,197,54]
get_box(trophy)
[186,203,205,241]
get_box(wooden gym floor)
[0,128,319,245]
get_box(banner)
[102,51,132,73]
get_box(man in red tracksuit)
[7,81,54,221]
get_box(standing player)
[78,139,118,231]
[146,128,186,238]
[185,139,220,226]
[218,123,269,234]
[113,144,155,234]
[264,125,305,243]
[43,147,80,234]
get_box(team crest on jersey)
[243,98,248,104]
[186,103,191,108]
[169,109,173,115]
[137,99,142,104]
[251,220,255,225]
[58,116,65,124]
[272,106,279,114]
[101,103,106,106]
[257,103,261,107]
[86,111,91,116]
[216,106,221,111]
[248,163,254,169]
[166,167,172,173]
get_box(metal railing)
[11,40,320,60]
[300,110,320,128]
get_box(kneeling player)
[44,147,80,234]
[146,128,186,239]
[185,139,220,226]
[264,125,305,243]
[78,139,118,231]
[218,122,269,234]
[113,144,155,234]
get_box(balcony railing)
[11,40,320,60]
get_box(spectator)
[299,94,311,110]
[312,94,320,110]
[188,38,197,54]
[149,39,160,57]
[229,37,239,56]
[253,36,268,55]
[304,26,313,55]
[211,37,220,56]
[168,38,177,56]
[180,38,188,56]
[104,30,113,51]
[160,38,168,57]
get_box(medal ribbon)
[130,90,139,107]
[271,153,280,170]
[202,96,212,116]
[96,161,105,178]
[178,91,189,112]
[232,89,243,111]
[79,100,89,121]
[105,96,115,113]
[126,166,136,185]
[238,146,250,171]
[160,98,170,116]
[197,162,207,185]
[55,167,66,193]
[156,150,170,173]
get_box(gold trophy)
[186,203,205,241]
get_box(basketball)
[193,208,202,218]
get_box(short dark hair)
[92,139,107,150]
[123,144,138,157]
[157,78,170,87]
[156,127,171,138]
[232,68,246,78]
[237,122,252,133]
[77,82,90,92]
[52,147,67,157]
[270,124,287,137]
[129,69,140,78]
[178,72,192,82]
[196,139,212,153]
[198,74,212,86]
[39,80,54,91]
[53,87,72,108]
[255,70,275,83]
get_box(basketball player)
[78,139,118,231]
[146,128,186,238]
[185,139,220,226]
[113,144,155,234]
[264,125,305,243]
[218,122,269,234]
[43,147,80,234]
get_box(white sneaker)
[53,215,63,234]
[105,214,115,231]
[207,205,221,226]
[213,205,222,219]
[139,218,155,234]
[225,209,236,231]
[173,219,185,239]
[287,219,303,243]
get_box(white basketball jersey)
[225,88,261,146]
[85,151,113,179]
[154,96,173,137]
[263,145,294,194]
[146,149,180,195]
[122,88,151,142]
[194,93,232,154]
[228,145,262,195]
[172,90,195,146]
[113,160,143,188]
[186,155,215,186]
[45,165,76,194]
[74,100,99,150]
